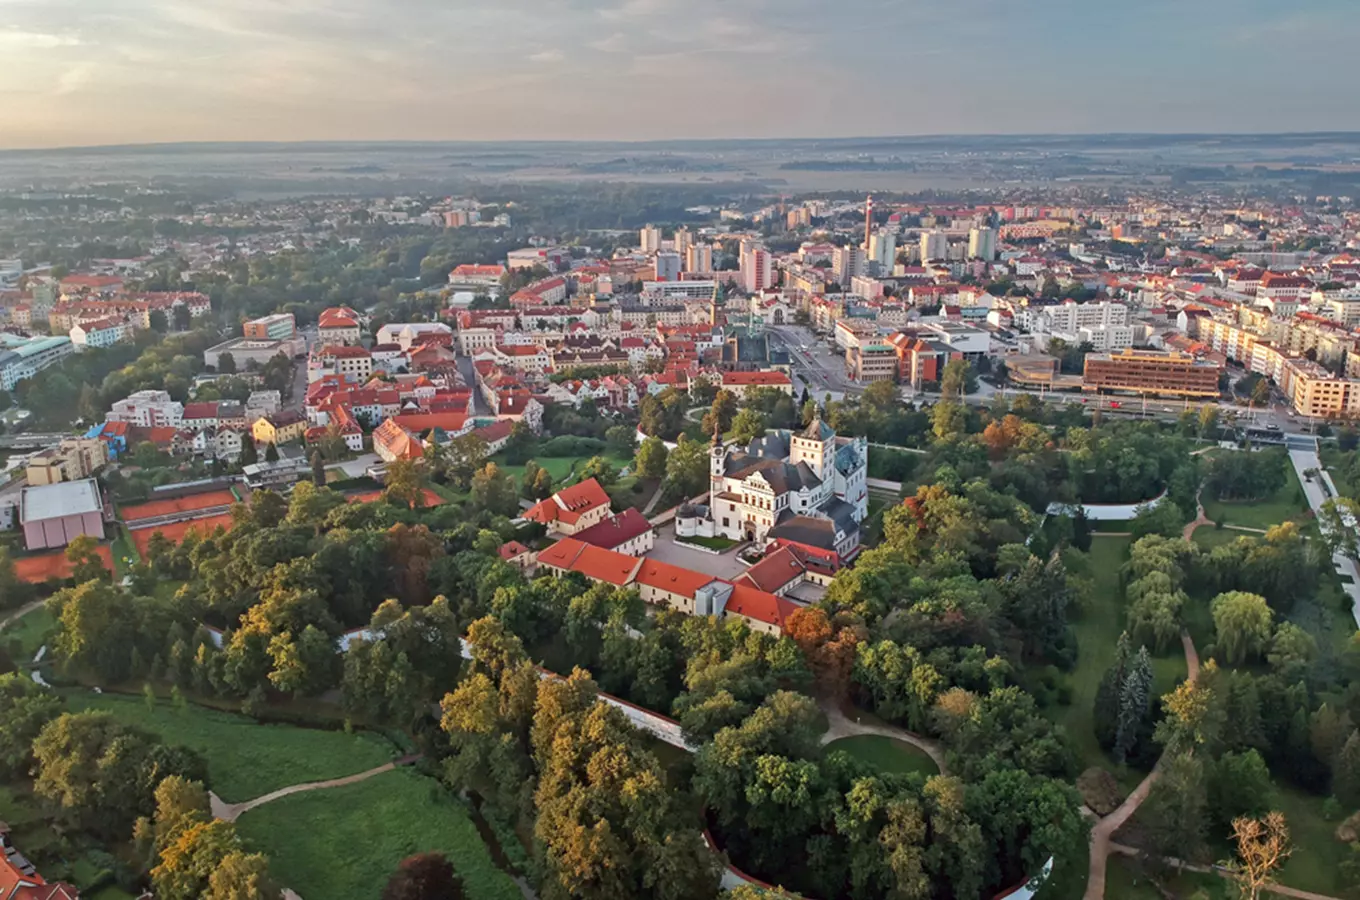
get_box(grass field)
[1051,536,1132,773]
[1,604,55,661]
[237,768,521,900]
[1203,465,1311,531]
[1274,784,1345,894]
[64,691,394,802]
[825,735,939,776]
[677,534,740,551]
[489,452,633,493]
[1190,526,1252,550]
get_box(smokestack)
[864,195,874,250]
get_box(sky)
[0,0,1356,149]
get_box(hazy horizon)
[1,0,1356,150]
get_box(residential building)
[1082,348,1222,399]
[19,478,105,551]
[572,508,656,556]
[1287,361,1360,419]
[833,246,865,285]
[640,224,662,254]
[108,390,183,428]
[849,342,898,382]
[311,345,374,383]
[0,827,79,899]
[718,370,794,399]
[24,438,108,486]
[243,313,297,340]
[673,227,693,262]
[740,244,773,294]
[69,317,132,350]
[252,410,307,446]
[686,243,714,274]
[243,456,311,490]
[869,230,897,273]
[373,418,424,462]
[0,335,74,390]
[318,306,362,345]
[919,230,948,262]
[523,477,613,536]
[448,264,507,289]
[968,227,998,261]
[653,251,682,282]
[245,390,282,421]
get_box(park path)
[1106,843,1343,900]
[1082,632,1200,900]
[209,762,396,823]
[819,701,950,775]
[1182,489,1212,541]
[0,598,44,632]
[641,480,668,517]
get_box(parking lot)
[647,524,751,582]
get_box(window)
[723,517,730,527]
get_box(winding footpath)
[819,702,950,775]
[1105,844,1344,900]
[1082,632,1201,900]
[209,762,397,823]
[0,598,44,633]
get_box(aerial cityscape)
[3,7,1360,900]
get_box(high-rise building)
[740,245,773,294]
[968,227,998,261]
[673,227,693,262]
[640,224,661,254]
[833,246,865,286]
[687,243,714,274]
[869,229,897,273]
[919,230,949,262]
[654,251,682,282]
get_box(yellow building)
[252,411,307,445]
[1286,360,1360,419]
[24,438,109,486]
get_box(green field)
[1051,536,1132,773]
[237,768,521,900]
[825,735,939,776]
[1,604,56,662]
[677,534,740,551]
[65,691,394,802]
[1203,464,1311,531]
[1190,526,1251,550]
[1274,783,1346,893]
[489,452,632,493]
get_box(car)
[1109,401,1122,408]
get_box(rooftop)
[20,478,103,522]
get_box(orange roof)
[391,411,467,434]
[524,477,611,526]
[498,540,532,561]
[724,583,799,631]
[129,514,234,557]
[373,419,423,460]
[12,545,113,583]
[721,371,792,387]
[120,489,237,523]
[535,537,641,585]
[634,558,714,598]
[736,546,806,593]
[318,307,360,328]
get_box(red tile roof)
[498,540,532,561]
[721,371,792,387]
[634,558,715,599]
[523,477,611,527]
[736,545,806,593]
[724,583,799,631]
[572,508,653,551]
[536,537,641,585]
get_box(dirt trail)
[209,762,395,823]
[820,702,949,775]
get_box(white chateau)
[679,418,869,562]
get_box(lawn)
[109,526,139,576]
[825,735,939,776]
[1274,783,1346,894]
[1190,526,1250,550]
[64,691,395,803]
[1,604,56,662]
[237,768,521,900]
[676,534,740,551]
[489,452,632,493]
[1203,464,1311,531]
[1050,536,1133,773]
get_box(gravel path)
[820,702,949,774]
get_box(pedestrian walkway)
[819,701,949,774]
[209,761,398,823]
[1287,448,1360,627]
[1107,843,1343,900]
[1083,633,1200,900]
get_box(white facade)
[0,336,74,391]
[654,251,682,282]
[833,246,865,285]
[687,243,714,274]
[640,225,661,254]
[108,390,184,428]
[70,320,131,350]
[919,230,948,262]
[968,227,998,261]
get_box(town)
[0,144,1358,900]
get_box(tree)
[264,442,280,463]
[634,436,668,480]
[204,852,278,900]
[729,409,768,445]
[941,360,972,400]
[66,534,110,584]
[1209,750,1275,830]
[1226,812,1291,900]
[218,352,237,375]
[0,673,62,777]
[1141,751,1209,866]
[0,546,32,610]
[471,463,518,516]
[1114,647,1153,765]
[1212,592,1273,665]
[1334,730,1360,808]
[382,853,464,900]
[383,458,428,509]
[310,451,326,487]
[436,433,487,490]
[149,309,169,332]
[1251,378,1271,409]
[578,456,617,487]
[153,818,242,900]
[665,434,709,498]
[240,438,259,467]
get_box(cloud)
[529,48,564,63]
[0,28,81,48]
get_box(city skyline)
[1,0,1357,150]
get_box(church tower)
[709,420,728,496]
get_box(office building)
[640,224,661,254]
[0,335,74,391]
[654,251,682,282]
[1083,349,1222,399]
[243,313,298,341]
[919,230,949,262]
[849,343,898,382]
[687,243,714,274]
[968,227,999,261]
